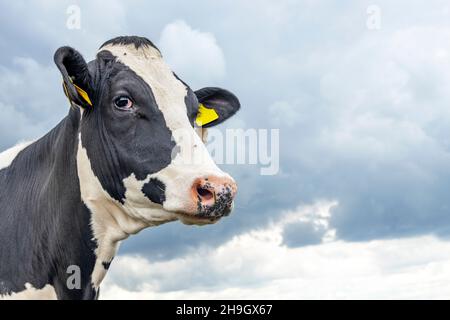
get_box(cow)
[0,36,240,300]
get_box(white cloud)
[158,20,226,88]
[101,200,450,299]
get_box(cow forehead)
[100,43,189,131]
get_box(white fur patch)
[0,140,34,170]
[0,283,57,300]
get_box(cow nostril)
[197,186,214,201]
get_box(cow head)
[54,36,239,232]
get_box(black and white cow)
[0,36,239,299]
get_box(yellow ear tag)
[73,83,92,106]
[62,81,92,107]
[195,103,219,126]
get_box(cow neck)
[22,107,96,298]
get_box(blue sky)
[1,0,450,298]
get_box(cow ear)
[194,87,240,128]
[54,46,93,108]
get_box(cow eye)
[114,96,133,110]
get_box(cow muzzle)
[189,175,237,220]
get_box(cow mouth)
[176,212,222,225]
[175,203,233,225]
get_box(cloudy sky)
[1,0,450,299]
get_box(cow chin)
[177,213,223,226]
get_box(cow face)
[54,36,239,228]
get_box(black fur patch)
[142,178,166,204]
[100,36,160,52]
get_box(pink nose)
[191,176,237,216]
